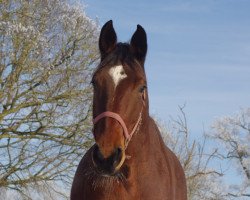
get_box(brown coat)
[71,20,187,200]
[71,117,187,200]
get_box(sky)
[79,0,250,191]
[82,0,250,136]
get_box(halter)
[93,57,146,147]
[93,91,146,148]
[93,109,142,148]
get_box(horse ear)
[130,25,147,65]
[99,20,117,61]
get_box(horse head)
[91,20,149,175]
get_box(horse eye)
[139,85,147,93]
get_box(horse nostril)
[113,147,122,165]
[92,145,104,166]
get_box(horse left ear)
[130,25,147,65]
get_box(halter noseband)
[93,109,142,147]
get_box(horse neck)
[125,113,161,162]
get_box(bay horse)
[71,20,187,200]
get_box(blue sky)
[83,0,250,136]
[82,0,250,189]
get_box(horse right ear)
[99,20,117,61]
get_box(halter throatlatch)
[93,109,142,148]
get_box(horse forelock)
[94,43,143,76]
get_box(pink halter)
[93,89,146,146]
[93,110,142,146]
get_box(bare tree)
[156,106,226,200]
[212,108,250,199]
[0,0,99,198]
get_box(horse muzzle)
[92,145,126,175]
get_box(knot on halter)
[93,110,142,147]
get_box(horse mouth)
[96,170,120,178]
[94,164,129,182]
[91,145,126,176]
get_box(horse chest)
[83,181,138,200]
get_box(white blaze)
[108,65,127,88]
